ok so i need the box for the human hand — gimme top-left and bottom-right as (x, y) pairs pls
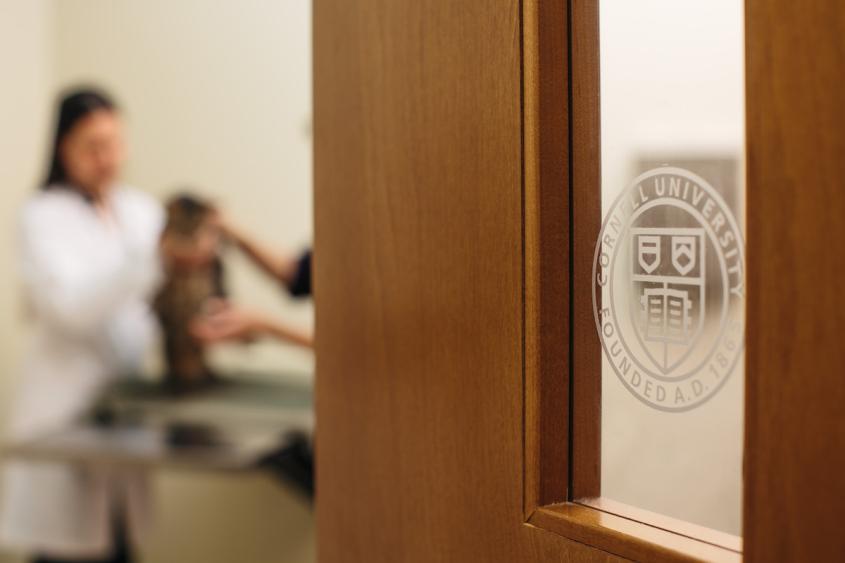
(206, 208), (241, 244)
(190, 299), (267, 344)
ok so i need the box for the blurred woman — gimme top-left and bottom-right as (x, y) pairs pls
(0, 89), (163, 563)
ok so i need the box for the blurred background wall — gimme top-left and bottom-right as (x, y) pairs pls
(0, 1), (314, 561)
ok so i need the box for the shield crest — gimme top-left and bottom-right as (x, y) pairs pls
(638, 235), (661, 274)
(672, 236), (696, 276)
(629, 227), (706, 375)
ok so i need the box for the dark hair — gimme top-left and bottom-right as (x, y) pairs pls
(42, 88), (117, 189)
(162, 192), (215, 236)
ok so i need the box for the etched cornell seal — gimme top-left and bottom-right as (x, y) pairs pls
(592, 167), (745, 411)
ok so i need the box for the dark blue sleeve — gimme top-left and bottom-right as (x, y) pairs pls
(287, 249), (312, 298)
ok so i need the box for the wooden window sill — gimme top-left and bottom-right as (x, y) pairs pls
(527, 502), (741, 562)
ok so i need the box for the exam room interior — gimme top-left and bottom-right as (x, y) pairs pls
(0, 1), (314, 562)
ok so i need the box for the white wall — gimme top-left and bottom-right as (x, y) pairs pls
(0, 3), (54, 560)
(0, 1), (315, 561)
(0, 0), (53, 424)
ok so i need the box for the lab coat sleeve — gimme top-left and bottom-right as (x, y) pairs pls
(18, 203), (162, 338)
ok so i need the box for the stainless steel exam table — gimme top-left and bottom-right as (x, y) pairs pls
(1, 374), (314, 475)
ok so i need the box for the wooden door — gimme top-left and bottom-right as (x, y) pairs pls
(313, 0), (845, 561)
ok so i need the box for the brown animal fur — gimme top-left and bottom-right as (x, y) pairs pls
(154, 194), (225, 388)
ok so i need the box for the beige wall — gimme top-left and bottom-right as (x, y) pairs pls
(0, 3), (52, 560)
(0, 0), (53, 424)
(51, 0), (315, 378)
(1, 1), (314, 561)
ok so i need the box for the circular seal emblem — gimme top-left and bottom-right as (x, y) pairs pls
(593, 167), (745, 411)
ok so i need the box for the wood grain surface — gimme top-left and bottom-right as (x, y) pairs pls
(523, 0), (571, 515)
(569, 0), (603, 501)
(314, 0), (845, 560)
(744, 0), (845, 560)
(313, 0), (617, 561)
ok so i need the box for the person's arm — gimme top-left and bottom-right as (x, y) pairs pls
(258, 317), (314, 348)
(217, 214), (300, 287)
(190, 300), (313, 348)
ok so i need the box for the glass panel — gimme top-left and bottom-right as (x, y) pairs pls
(593, 0), (745, 536)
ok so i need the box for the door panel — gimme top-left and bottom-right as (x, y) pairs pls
(314, 0), (845, 561)
(313, 1), (615, 560)
(744, 0), (845, 559)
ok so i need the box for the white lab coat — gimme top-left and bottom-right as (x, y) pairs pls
(0, 185), (163, 558)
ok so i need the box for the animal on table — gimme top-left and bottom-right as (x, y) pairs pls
(154, 193), (226, 390)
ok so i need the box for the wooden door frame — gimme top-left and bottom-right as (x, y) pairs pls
(742, 0), (845, 560)
(522, 0), (845, 561)
(313, 0), (844, 559)
(522, 0), (740, 560)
